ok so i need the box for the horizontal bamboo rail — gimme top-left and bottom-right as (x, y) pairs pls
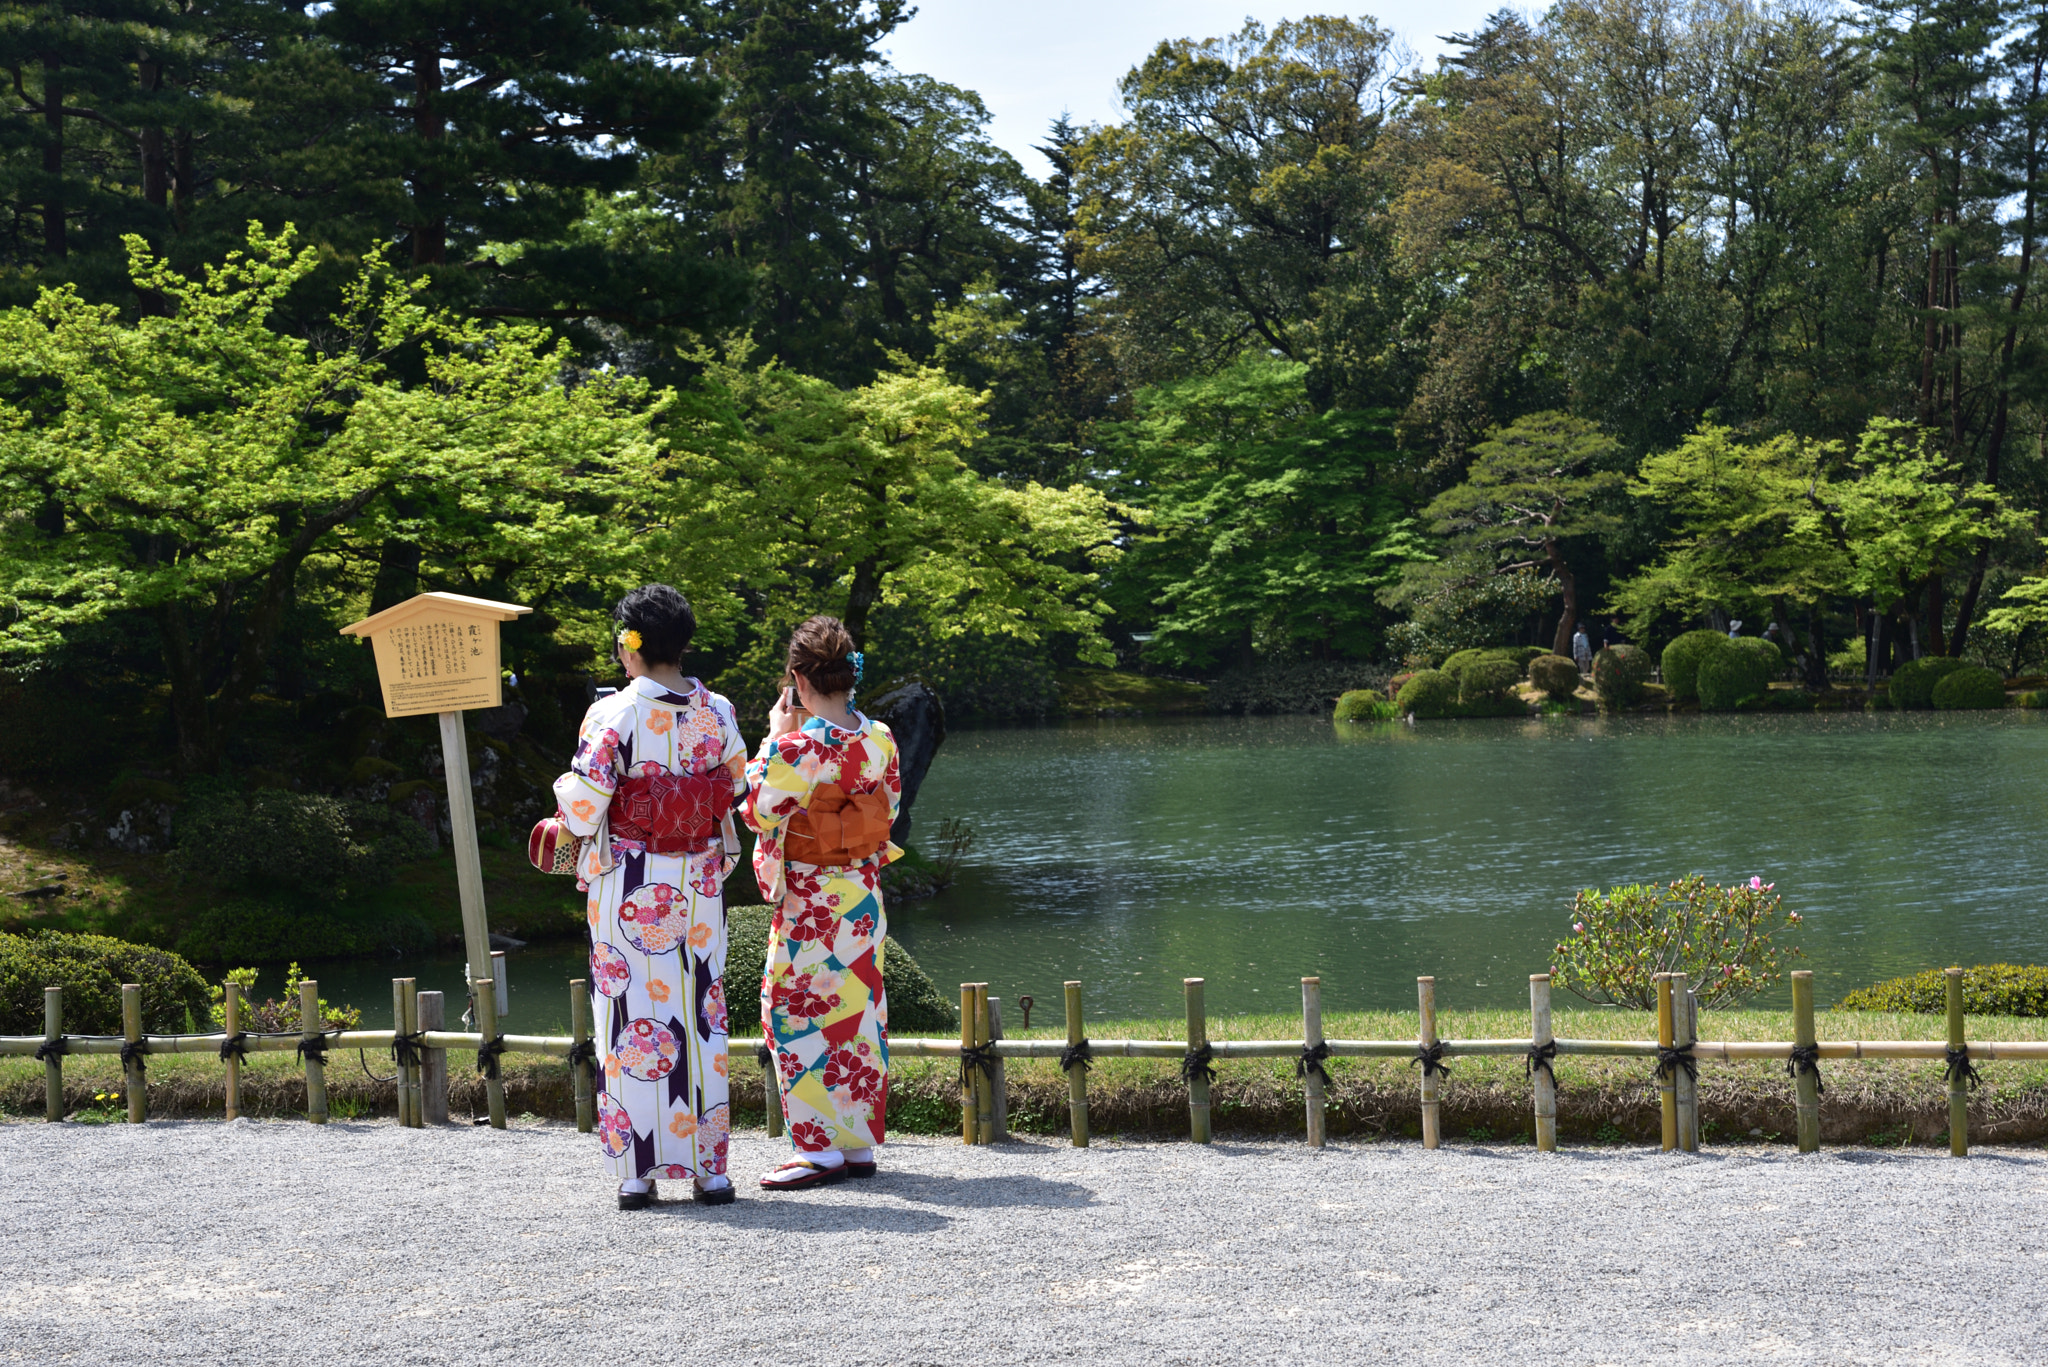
(11, 966), (2034, 1154)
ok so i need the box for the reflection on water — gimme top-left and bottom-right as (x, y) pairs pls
(312, 710), (2048, 1027)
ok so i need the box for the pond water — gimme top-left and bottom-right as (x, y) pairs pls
(313, 710), (2048, 1031)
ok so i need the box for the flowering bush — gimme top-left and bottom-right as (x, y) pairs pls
(1551, 876), (1803, 1010)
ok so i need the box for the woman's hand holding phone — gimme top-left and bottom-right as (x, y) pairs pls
(768, 684), (806, 739)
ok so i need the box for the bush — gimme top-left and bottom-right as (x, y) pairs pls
(1334, 689), (1399, 722)
(723, 905), (957, 1037)
(174, 788), (432, 901)
(1551, 876), (1803, 1010)
(1838, 963), (2048, 1016)
(1394, 669), (1460, 719)
(2016, 689), (2048, 709)
(1660, 630), (1728, 701)
(0, 931), (211, 1035)
(1458, 658), (1522, 704)
(1887, 655), (1970, 709)
(172, 898), (435, 964)
(1528, 654), (1582, 702)
(1931, 665), (2007, 710)
(1591, 644), (1650, 707)
(1696, 637), (1778, 710)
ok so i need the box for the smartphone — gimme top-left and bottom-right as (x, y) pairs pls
(784, 686), (807, 714)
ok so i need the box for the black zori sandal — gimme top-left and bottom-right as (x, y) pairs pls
(618, 1180), (657, 1211)
(693, 1182), (737, 1207)
(844, 1160), (877, 1179)
(758, 1159), (848, 1190)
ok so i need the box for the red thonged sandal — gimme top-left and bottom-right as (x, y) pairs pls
(758, 1159), (848, 1190)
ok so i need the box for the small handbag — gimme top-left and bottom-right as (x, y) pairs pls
(527, 814), (581, 875)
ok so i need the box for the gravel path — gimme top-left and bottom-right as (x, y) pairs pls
(3, 1121), (2043, 1365)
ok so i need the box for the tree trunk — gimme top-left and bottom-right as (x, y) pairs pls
(842, 557), (882, 648)
(41, 59), (65, 258)
(1805, 602), (1829, 692)
(370, 535), (424, 613)
(410, 43), (447, 266)
(1546, 539), (1577, 657)
(158, 604), (217, 772)
(1923, 575), (1945, 657)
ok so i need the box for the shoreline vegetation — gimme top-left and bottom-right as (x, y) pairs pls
(11, 1008), (2047, 1147)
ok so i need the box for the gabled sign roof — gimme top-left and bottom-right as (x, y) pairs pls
(339, 591), (532, 638)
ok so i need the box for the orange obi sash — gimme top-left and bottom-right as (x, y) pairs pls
(783, 782), (891, 867)
(609, 768), (732, 854)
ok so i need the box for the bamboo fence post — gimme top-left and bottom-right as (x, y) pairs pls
(1063, 980), (1089, 1148)
(1655, 974), (1676, 1151)
(988, 996), (1008, 1141)
(391, 979), (413, 1128)
(1530, 973), (1556, 1153)
(475, 975), (507, 1130)
(1417, 976), (1439, 1150)
(763, 1040), (784, 1140)
(959, 984), (978, 1145)
(417, 991), (448, 1124)
(1673, 972), (1698, 1153)
(1185, 977), (1212, 1144)
(120, 983), (145, 1124)
(300, 978), (328, 1125)
(1947, 966), (1968, 1158)
(223, 979), (242, 1121)
(1791, 970), (1819, 1153)
(1301, 976), (1326, 1148)
(570, 979), (594, 1135)
(400, 977), (421, 1128)
(42, 985), (62, 1123)
(972, 985), (994, 1145)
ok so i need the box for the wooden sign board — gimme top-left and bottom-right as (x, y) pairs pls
(339, 592), (532, 718)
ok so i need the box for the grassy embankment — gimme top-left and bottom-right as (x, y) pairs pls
(10, 1007), (2046, 1147)
(1054, 669), (1207, 718)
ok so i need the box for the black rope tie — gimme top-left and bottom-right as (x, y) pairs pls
(33, 1037), (68, 1063)
(1944, 1046), (1983, 1090)
(754, 1041), (773, 1068)
(1181, 1043), (1216, 1086)
(391, 1032), (426, 1070)
(1655, 1043), (1698, 1085)
(296, 1031), (337, 1066)
(566, 1039), (598, 1070)
(218, 1032), (249, 1063)
(1786, 1043), (1825, 1095)
(119, 1038), (149, 1072)
(1060, 1039), (1094, 1073)
(1525, 1040), (1558, 1085)
(1297, 1041), (1331, 1083)
(959, 1044), (999, 1088)
(476, 1035), (507, 1081)
(1411, 1040), (1450, 1080)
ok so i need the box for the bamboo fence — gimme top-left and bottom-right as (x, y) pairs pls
(5, 966), (2034, 1155)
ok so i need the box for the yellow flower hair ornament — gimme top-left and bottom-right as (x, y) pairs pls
(618, 629), (643, 653)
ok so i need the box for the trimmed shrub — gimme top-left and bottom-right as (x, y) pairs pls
(1502, 645), (1551, 668)
(1528, 654), (1582, 702)
(724, 905), (956, 1035)
(2016, 689), (2048, 709)
(1660, 630), (1728, 701)
(0, 931), (210, 1035)
(1394, 669), (1460, 719)
(1839, 963), (2048, 1016)
(1334, 689), (1399, 722)
(1590, 644), (1650, 708)
(1887, 655), (1970, 709)
(1931, 665), (2007, 710)
(1696, 637), (1778, 710)
(1458, 658), (1522, 704)
(174, 788), (432, 901)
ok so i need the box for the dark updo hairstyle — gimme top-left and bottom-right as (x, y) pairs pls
(785, 615), (857, 696)
(613, 583), (696, 666)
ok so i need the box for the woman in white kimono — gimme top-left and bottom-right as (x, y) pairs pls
(553, 584), (747, 1209)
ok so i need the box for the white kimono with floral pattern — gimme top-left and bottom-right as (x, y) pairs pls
(553, 675), (746, 1182)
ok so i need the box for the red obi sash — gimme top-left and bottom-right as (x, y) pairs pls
(608, 768), (732, 854)
(783, 782), (891, 867)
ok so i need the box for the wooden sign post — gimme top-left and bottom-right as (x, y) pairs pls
(340, 592), (532, 1003)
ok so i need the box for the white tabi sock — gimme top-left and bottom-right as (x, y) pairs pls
(842, 1148), (874, 1164)
(618, 1177), (652, 1194)
(803, 1149), (846, 1169)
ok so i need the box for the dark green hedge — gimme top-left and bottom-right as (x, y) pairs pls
(1591, 644), (1649, 707)
(1395, 669), (1460, 719)
(1660, 630), (1728, 701)
(1, 931), (211, 1035)
(1334, 689), (1397, 722)
(1528, 654), (1581, 701)
(1697, 637), (1779, 710)
(1931, 666), (2007, 710)
(724, 904), (959, 1038)
(1887, 656), (1970, 709)
(1839, 964), (2048, 1017)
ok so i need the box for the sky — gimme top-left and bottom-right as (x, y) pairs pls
(879, 0), (1538, 175)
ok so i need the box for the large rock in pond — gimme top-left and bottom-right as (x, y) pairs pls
(867, 680), (946, 844)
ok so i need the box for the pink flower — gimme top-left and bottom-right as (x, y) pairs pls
(1572, 922), (1584, 933)
(1749, 876), (1763, 890)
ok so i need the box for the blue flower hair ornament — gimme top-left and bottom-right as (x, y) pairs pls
(848, 650), (865, 707)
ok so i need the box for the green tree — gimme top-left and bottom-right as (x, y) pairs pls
(1100, 352), (1430, 668)
(1422, 411), (1625, 654)
(0, 226), (664, 769)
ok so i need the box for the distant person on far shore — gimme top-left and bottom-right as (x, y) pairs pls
(1572, 622), (1593, 675)
(1602, 618), (1625, 649)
